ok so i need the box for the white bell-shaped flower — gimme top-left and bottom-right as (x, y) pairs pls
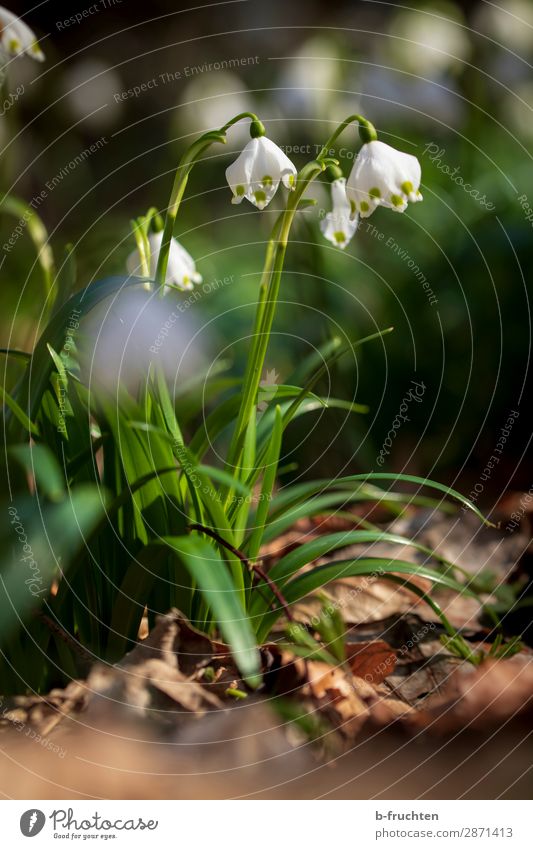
(0, 6), (44, 61)
(127, 231), (202, 292)
(226, 136), (297, 210)
(346, 140), (422, 218)
(320, 178), (358, 249)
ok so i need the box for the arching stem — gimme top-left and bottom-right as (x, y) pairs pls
(154, 113), (263, 289)
(318, 113), (378, 160)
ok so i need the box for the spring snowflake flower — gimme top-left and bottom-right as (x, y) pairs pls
(346, 140), (422, 218)
(0, 6), (44, 62)
(320, 177), (358, 249)
(127, 231), (202, 292)
(226, 136), (297, 210)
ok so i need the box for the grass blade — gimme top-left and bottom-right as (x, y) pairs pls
(159, 535), (261, 686)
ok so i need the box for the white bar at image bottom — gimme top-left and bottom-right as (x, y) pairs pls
(1, 799), (530, 847)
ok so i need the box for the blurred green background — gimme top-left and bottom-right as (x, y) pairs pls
(1, 0), (531, 501)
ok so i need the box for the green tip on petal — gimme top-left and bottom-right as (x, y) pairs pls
(401, 181), (414, 195)
(360, 201), (369, 212)
(236, 185), (245, 196)
(333, 231), (346, 244)
(350, 200), (357, 214)
(254, 190), (267, 206)
(261, 175), (273, 187)
(369, 187), (381, 199)
(391, 194), (405, 208)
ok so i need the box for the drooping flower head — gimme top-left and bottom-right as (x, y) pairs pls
(225, 120), (297, 210)
(127, 231), (202, 292)
(0, 6), (44, 62)
(320, 174), (358, 249)
(346, 140), (422, 218)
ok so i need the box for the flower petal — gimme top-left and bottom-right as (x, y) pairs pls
(225, 138), (256, 203)
(320, 179), (358, 248)
(346, 140), (422, 217)
(126, 231), (201, 293)
(225, 135), (297, 209)
(257, 137), (297, 191)
(320, 211), (358, 249)
(0, 8), (44, 61)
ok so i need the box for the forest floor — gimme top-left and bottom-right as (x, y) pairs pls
(1, 503), (532, 799)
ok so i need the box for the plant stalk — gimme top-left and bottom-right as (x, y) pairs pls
(154, 113), (262, 289)
(225, 160), (326, 477)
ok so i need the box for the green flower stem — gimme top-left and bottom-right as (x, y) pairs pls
(219, 112), (263, 136)
(223, 122), (371, 483)
(318, 113), (378, 160)
(154, 113), (262, 290)
(231, 210), (285, 451)
(225, 160), (326, 478)
(154, 133), (222, 288)
(0, 194), (56, 321)
(130, 218), (150, 279)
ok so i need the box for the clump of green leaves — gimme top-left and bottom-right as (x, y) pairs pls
(442, 632), (524, 666)
(0, 114), (513, 695)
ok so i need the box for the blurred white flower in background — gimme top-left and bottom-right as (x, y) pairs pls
(226, 134), (297, 209)
(61, 59), (123, 129)
(320, 177), (358, 249)
(275, 35), (365, 144)
(79, 287), (204, 394)
(179, 71), (255, 144)
(357, 66), (464, 128)
(278, 36), (343, 120)
(0, 6), (44, 62)
(346, 140), (422, 217)
(388, 1), (470, 75)
(475, 0), (533, 52)
(127, 231), (202, 292)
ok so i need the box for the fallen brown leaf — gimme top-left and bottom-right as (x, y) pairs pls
(345, 640), (397, 684)
(424, 656), (533, 732)
(120, 609), (229, 674)
(292, 574), (433, 628)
